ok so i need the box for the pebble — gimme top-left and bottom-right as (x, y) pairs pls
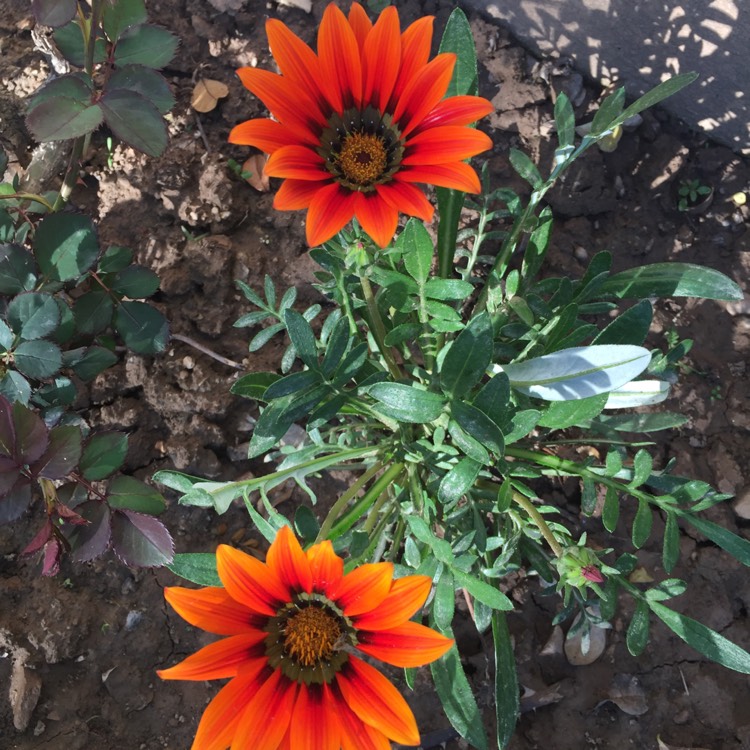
(9, 662), (42, 732)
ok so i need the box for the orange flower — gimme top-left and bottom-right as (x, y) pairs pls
(159, 526), (453, 749)
(229, 3), (493, 248)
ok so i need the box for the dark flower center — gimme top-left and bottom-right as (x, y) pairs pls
(319, 106), (404, 192)
(265, 594), (356, 684)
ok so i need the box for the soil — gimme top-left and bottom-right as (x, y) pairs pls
(1, 1), (749, 749)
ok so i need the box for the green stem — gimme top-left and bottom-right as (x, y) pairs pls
(359, 273), (401, 380)
(0, 193), (55, 211)
(511, 490), (564, 558)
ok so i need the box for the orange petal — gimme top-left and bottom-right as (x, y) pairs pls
(335, 656), (419, 746)
(163, 586), (265, 635)
(357, 621), (454, 667)
(228, 118), (296, 153)
(392, 16), (433, 102)
(318, 4), (362, 112)
(306, 183), (358, 246)
(392, 53), (455, 137)
(232, 670), (298, 750)
(398, 162), (482, 193)
(353, 575), (432, 631)
(417, 95), (495, 131)
(362, 6), (401, 112)
(403, 126), (493, 165)
(331, 682), (391, 750)
(190, 663), (269, 750)
(274, 179), (329, 210)
(306, 539), (345, 595)
(157, 632), (266, 681)
(236, 67), (323, 144)
(289, 683), (341, 750)
(330, 562), (393, 617)
(375, 181), (433, 222)
(353, 192), (398, 248)
(266, 525), (313, 594)
(266, 145), (331, 181)
(348, 3), (373, 50)
(216, 544), (290, 617)
(267, 19), (330, 114)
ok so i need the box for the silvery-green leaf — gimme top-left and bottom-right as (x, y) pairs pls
(497, 345), (651, 401)
(604, 380), (669, 409)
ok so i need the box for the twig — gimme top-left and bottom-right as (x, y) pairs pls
(194, 111), (211, 153)
(172, 333), (243, 369)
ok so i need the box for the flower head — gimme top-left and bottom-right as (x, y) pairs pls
(159, 526), (453, 749)
(229, 3), (494, 247)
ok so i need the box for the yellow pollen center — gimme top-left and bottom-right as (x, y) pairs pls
(337, 132), (387, 186)
(283, 607), (342, 667)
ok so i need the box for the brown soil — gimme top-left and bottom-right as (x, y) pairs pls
(1, 1), (749, 749)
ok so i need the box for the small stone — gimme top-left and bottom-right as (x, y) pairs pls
(33, 720), (46, 736)
(672, 708), (690, 725)
(9, 662), (42, 732)
(732, 490), (750, 520)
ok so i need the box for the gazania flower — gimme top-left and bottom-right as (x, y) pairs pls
(159, 526), (453, 749)
(229, 2), (493, 248)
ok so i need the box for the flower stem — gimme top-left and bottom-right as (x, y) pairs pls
(359, 273), (401, 380)
(510, 490), (564, 558)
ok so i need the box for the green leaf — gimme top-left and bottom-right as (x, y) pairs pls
(405, 516), (453, 565)
(590, 87), (626, 135)
(114, 301), (169, 354)
(102, 0), (147, 42)
(424, 278), (474, 300)
(450, 400), (504, 456)
(53, 21), (107, 67)
(111, 264), (160, 298)
(537, 393), (608, 429)
(438, 457), (481, 506)
(264, 370), (322, 400)
(113, 24), (179, 68)
(73, 291), (114, 336)
(249, 322), (285, 351)
(596, 412), (688, 432)
(492, 611), (519, 749)
(167, 552), (221, 587)
(14, 339), (62, 379)
(593, 300), (653, 346)
(34, 212), (99, 282)
(0, 372), (31, 405)
(230, 372), (280, 401)
(581, 476), (597, 516)
(27, 72), (93, 107)
(440, 312), (493, 398)
(98, 245), (133, 273)
(108, 475), (166, 514)
(678, 513), (750, 566)
(0, 244), (36, 294)
(100, 88), (168, 157)
(509, 148), (543, 189)
(70, 345), (118, 381)
(401, 218), (434, 284)
(439, 8), (478, 97)
(321, 316), (350, 377)
(368, 383), (445, 423)
(502, 409), (540, 445)
(447, 419), (489, 463)
(284, 309), (318, 369)
(630, 449), (653, 489)
(472, 373), (510, 425)
(648, 600), (750, 674)
(26, 96), (103, 142)
(433, 569), (455, 630)
(645, 578), (687, 602)
(662, 512), (680, 573)
(632, 498), (653, 548)
(7, 292), (59, 340)
(383, 323), (421, 347)
(602, 486), (619, 532)
(554, 93), (575, 148)
(601, 263), (742, 301)
(32, 424), (81, 478)
(431, 646), (488, 750)
(80, 432), (128, 480)
(619, 72), (698, 122)
(294, 505), (319, 543)
(626, 599), (650, 656)
(453, 568), (513, 611)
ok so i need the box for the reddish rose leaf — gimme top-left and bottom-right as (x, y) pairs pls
(42, 536), (64, 576)
(69, 501), (111, 562)
(0, 456), (20, 496)
(13, 401), (49, 464)
(32, 424), (82, 479)
(22, 520), (53, 555)
(0, 477), (32, 524)
(110, 509), (173, 567)
(0, 395), (16, 456)
(55, 502), (87, 525)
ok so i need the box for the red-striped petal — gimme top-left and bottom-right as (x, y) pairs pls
(392, 16), (433, 103)
(306, 183), (358, 246)
(190, 663), (269, 750)
(232, 671), (298, 750)
(306, 539), (345, 595)
(357, 621), (454, 667)
(392, 53), (455, 137)
(375, 181), (433, 222)
(353, 575), (432, 631)
(157, 632), (266, 681)
(266, 525), (313, 593)
(266, 145), (330, 181)
(228, 118), (297, 153)
(403, 126), (493, 165)
(335, 656), (419, 746)
(318, 4), (362, 112)
(216, 544), (290, 617)
(362, 5), (401, 112)
(288, 683), (341, 750)
(398, 162), (483, 193)
(163, 586), (264, 635)
(330, 562), (393, 617)
(416, 95), (495, 131)
(331, 683), (391, 750)
(274, 179), (329, 210)
(354, 192), (399, 248)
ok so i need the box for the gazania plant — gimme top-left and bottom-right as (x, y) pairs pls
(157, 3), (750, 749)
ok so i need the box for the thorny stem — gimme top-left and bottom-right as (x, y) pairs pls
(358, 273), (402, 380)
